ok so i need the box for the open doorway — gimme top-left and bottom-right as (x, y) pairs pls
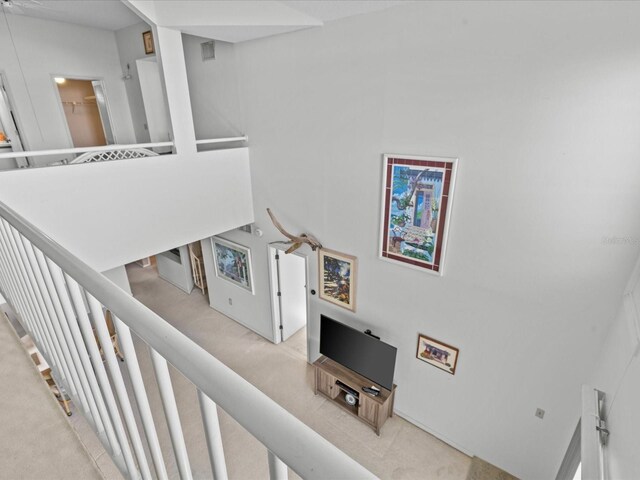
(268, 246), (309, 359)
(55, 77), (114, 148)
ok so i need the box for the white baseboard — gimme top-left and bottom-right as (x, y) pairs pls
(393, 408), (474, 457)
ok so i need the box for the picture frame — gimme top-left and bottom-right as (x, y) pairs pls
(318, 248), (357, 312)
(212, 237), (255, 294)
(142, 30), (155, 55)
(416, 334), (459, 375)
(379, 154), (457, 275)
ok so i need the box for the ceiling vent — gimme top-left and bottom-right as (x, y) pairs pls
(201, 41), (216, 61)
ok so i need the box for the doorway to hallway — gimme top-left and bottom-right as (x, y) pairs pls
(268, 246), (309, 359)
(54, 77), (114, 148)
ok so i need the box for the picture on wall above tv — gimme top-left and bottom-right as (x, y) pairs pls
(379, 154), (458, 275)
(320, 315), (397, 391)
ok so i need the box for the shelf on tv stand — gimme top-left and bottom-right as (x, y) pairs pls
(313, 356), (396, 435)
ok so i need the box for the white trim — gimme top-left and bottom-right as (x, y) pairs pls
(268, 245), (282, 344)
(268, 244), (311, 359)
(0, 141), (173, 160)
(196, 136), (247, 145)
(378, 153), (458, 277)
(0, 137), (248, 160)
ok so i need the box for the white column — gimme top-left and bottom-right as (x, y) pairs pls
(154, 26), (197, 155)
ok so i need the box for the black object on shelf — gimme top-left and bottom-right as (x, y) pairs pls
(362, 386), (381, 396)
(335, 380), (359, 398)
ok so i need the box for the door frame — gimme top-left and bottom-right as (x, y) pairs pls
(0, 70), (29, 166)
(50, 74), (116, 151)
(268, 244), (311, 359)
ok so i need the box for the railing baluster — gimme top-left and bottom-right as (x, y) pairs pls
(0, 221), (61, 376)
(0, 223), (42, 344)
(197, 390), (228, 480)
(150, 349), (193, 480)
(46, 259), (118, 452)
(86, 294), (153, 480)
(64, 273), (140, 480)
(113, 313), (169, 480)
(268, 451), (289, 480)
(21, 236), (90, 414)
(0, 241), (31, 333)
(32, 246), (103, 429)
(10, 226), (80, 399)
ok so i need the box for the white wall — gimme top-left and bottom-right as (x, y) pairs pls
(202, 232), (275, 340)
(0, 14), (136, 164)
(156, 246), (194, 293)
(588, 259), (640, 480)
(184, 2), (640, 478)
(0, 147), (254, 273)
(102, 265), (133, 295)
(182, 34), (244, 140)
(115, 21), (153, 144)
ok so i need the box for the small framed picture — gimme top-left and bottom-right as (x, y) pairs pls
(318, 249), (357, 312)
(212, 237), (254, 294)
(416, 334), (459, 375)
(142, 30), (155, 55)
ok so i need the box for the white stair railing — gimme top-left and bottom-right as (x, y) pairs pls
(0, 199), (375, 480)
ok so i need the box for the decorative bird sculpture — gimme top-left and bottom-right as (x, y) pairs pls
(266, 208), (322, 254)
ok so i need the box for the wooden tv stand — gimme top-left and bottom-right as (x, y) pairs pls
(313, 356), (396, 435)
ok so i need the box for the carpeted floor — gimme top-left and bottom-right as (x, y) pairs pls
(466, 456), (519, 480)
(0, 309), (103, 479)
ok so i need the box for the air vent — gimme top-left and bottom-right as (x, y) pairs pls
(201, 41), (215, 61)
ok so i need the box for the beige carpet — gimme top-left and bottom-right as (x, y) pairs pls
(466, 456), (519, 480)
(0, 310), (102, 479)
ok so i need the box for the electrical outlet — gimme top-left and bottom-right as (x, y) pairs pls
(228, 297), (233, 306)
(535, 408), (545, 419)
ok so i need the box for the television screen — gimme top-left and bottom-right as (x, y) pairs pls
(320, 315), (397, 391)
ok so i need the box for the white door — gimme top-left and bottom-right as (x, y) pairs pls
(137, 58), (172, 153)
(271, 248), (308, 342)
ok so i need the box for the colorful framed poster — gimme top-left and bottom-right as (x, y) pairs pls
(212, 237), (254, 294)
(318, 249), (357, 312)
(379, 154), (457, 275)
(416, 334), (459, 375)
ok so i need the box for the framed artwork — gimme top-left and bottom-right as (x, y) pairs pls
(379, 154), (457, 275)
(416, 334), (459, 375)
(142, 30), (155, 55)
(318, 249), (357, 312)
(212, 237), (254, 294)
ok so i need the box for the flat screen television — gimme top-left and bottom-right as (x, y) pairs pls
(320, 315), (397, 391)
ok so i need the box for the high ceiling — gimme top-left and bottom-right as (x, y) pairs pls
(0, 0), (409, 40)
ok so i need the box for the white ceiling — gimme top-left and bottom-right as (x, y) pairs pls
(0, 0), (409, 39)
